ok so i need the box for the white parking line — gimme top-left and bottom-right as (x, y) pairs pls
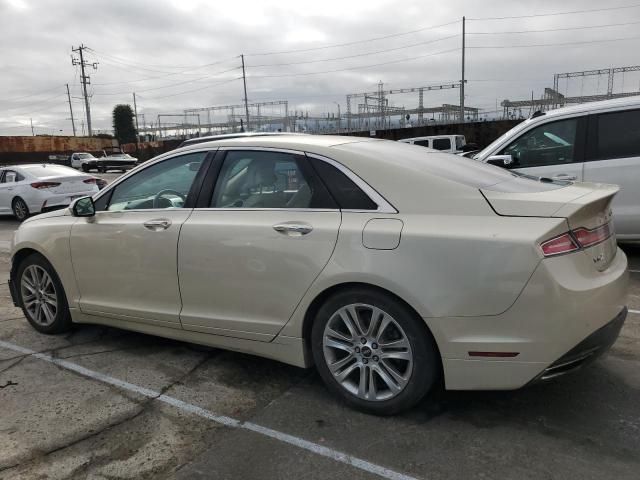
(629, 309), (640, 315)
(629, 269), (640, 274)
(0, 340), (419, 480)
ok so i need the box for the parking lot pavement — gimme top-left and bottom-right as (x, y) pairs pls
(0, 241), (638, 479)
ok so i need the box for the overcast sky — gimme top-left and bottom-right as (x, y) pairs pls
(1, 0), (639, 135)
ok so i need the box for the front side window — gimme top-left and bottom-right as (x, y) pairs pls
(595, 109), (640, 160)
(106, 152), (206, 211)
(211, 151), (334, 209)
(500, 118), (578, 168)
(432, 138), (451, 151)
(455, 136), (465, 150)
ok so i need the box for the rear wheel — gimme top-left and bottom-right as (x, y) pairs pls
(16, 254), (72, 334)
(311, 288), (439, 415)
(12, 197), (29, 221)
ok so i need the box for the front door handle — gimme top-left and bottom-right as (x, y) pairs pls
(551, 174), (577, 181)
(143, 219), (171, 231)
(273, 222), (313, 237)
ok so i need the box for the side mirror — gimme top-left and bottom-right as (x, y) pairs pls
(486, 154), (514, 168)
(71, 196), (96, 217)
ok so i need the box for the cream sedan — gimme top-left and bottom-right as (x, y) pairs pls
(9, 135), (629, 414)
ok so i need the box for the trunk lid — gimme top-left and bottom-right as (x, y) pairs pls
(37, 174), (97, 195)
(481, 180), (618, 270)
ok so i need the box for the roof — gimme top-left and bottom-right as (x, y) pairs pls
(178, 134), (374, 153)
(536, 95), (640, 119)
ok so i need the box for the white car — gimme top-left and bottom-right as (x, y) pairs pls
(9, 136), (628, 414)
(0, 164), (99, 220)
(474, 96), (640, 242)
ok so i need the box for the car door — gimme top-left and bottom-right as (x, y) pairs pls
(495, 116), (586, 181)
(583, 109), (640, 239)
(69, 150), (211, 325)
(178, 148), (341, 341)
(0, 169), (22, 213)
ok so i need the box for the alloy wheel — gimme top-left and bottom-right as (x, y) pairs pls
(322, 303), (414, 402)
(13, 199), (27, 220)
(20, 265), (58, 327)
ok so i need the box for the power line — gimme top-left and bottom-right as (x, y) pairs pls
(0, 85), (67, 105)
(468, 35), (640, 49)
(249, 34), (459, 67)
(468, 20), (640, 34)
(87, 48), (239, 75)
(468, 3), (640, 20)
(87, 49), (238, 70)
(136, 77), (242, 101)
(94, 66), (241, 96)
(248, 47), (458, 79)
(247, 19), (460, 56)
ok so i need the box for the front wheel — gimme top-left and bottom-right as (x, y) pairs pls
(16, 254), (72, 334)
(12, 197), (29, 221)
(81, 163), (89, 172)
(311, 288), (440, 415)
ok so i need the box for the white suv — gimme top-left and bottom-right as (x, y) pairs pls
(474, 96), (640, 242)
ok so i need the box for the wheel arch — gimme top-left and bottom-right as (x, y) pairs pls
(300, 281), (443, 368)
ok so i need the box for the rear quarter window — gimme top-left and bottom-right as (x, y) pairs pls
(593, 109), (640, 160)
(309, 158), (378, 210)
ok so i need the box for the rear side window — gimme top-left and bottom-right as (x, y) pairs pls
(309, 158), (378, 210)
(432, 138), (451, 151)
(594, 109), (640, 160)
(414, 140), (429, 147)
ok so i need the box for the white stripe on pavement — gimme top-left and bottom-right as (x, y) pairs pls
(629, 269), (640, 274)
(0, 340), (419, 480)
(629, 309), (640, 315)
(0, 240), (11, 252)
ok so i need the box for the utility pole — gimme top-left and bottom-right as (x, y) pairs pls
(66, 83), (76, 136)
(132, 92), (140, 145)
(460, 16), (466, 123)
(241, 54), (250, 130)
(72, 44), (98, 136)
(30, 118), (34, 136)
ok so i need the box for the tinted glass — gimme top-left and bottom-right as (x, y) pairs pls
(211, 151), (334, 209)
(107, 152), (205, 211)
(455, 136), (465, 150)
(309, 158), (378, 210)
(596, 109), (640, 160)
(500, 118), (578, 168)
(432, 138), (451, 150)
(414, 140), (429, 147)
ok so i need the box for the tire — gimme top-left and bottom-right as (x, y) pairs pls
(311, 287), (440, 415)
(15, 253), (72, 334)
(12, 197), (29, 221)
(81, 163), (89, 172)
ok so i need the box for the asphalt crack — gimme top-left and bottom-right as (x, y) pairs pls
(0, 350), (217, 475)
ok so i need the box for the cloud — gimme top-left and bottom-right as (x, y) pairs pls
(1, 0), (639, 135)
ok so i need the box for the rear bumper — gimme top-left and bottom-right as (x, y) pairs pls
(431, 247), (629, 390)
(533, 306), (627, 382)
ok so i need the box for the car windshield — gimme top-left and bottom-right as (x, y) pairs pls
(21, 165), (81, 177)
(78, 153), (95, 159)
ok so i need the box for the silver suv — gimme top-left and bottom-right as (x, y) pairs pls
(474, 96), (640, 242)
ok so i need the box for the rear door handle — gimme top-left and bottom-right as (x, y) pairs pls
(551, 174), (577, 181)
(273, 222), (313, 236)
(143, 219), (171, 231)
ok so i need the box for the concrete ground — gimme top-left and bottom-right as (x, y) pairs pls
(0, 192), (639, 479)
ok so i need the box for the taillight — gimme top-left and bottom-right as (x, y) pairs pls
(540, 222), (612, 257)
(30, 181), (61, 189)
(540, 233), (579, 257)
(83, 178), (98, 184)
(572, 223), (612, 248)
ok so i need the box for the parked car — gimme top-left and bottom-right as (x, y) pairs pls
(9, 136), (628, 414)
(70, 152), (99, 171)
(0, 164), (99, 220)
(473, 96), (640, 242)
(398, 135), (466, 154)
